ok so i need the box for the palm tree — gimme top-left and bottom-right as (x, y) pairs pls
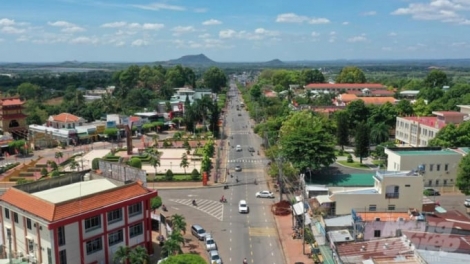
(180, 153), (189, 175)
(169, 227), (185, 246)
(370, 122), (391, 145)
(113, 245), (129, 264)
(55, 151), (63, 163)
(149, 155), (160, 175)
(162, 237), (182, 256)
(69, 160), (79, 171)
(128, 246), (149, 264)
(170, 214), (187, 234)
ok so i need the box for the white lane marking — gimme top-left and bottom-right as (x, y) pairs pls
(169, 199), (223, 221)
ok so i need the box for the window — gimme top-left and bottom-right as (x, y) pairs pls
(444, 180), (447, 185)
(13, 212), (18, 223)
(107, 209), (122, 224)
(128, 202), (142, 217)
(108, 229), (124, 246)
(374, 230), (381, 237)
(436, 180), (440, 186)
(28, 239), (34, 252)
(429, 164), (434, 171)
(369, 205), (377, 212)
(86, 237), (102, 255)
(47, 248), (52, 264)
(437, 164), (441, 171)
(129, 223), (143, 238)
(405, 184), (411, 187)
(84, 216), (101, 232)
(4, 209), (9, 219)
(428, 180), (432, 186)
(26, 218), (32, 230)
(59, 250), (67, 264)
(388, 205), (396, 211)
(58, 226), (66, 246)
(445, 164), (449, 171)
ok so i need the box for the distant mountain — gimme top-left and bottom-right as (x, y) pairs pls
(165, 54), (216, 65)
(264, 59), (284, 65)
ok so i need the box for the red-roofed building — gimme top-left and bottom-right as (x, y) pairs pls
(395, 111), (466, 147)
(0, 171), (157, 264)
(403, 231), (470, 254)
(305, 83), (387, 93)
(0, 96), (28, 139)
(335, 94), (397, 106)
(47, 113), (86, 129)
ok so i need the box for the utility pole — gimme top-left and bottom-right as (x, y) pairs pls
(276, 157), (284, 202)
(300, 173), (306, 255)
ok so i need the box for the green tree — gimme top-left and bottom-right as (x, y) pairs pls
(160, 254), (206, 264)
(345, 100), (369, 130)
(279, 111), (336, 171)
(8, 139), (26, 155)
(162, 235), (182, 256)
(335, 111), (349, 150)
(203, 67), (227, 93)
(424, 69), (448, 88)
(354, 122), (370, 164)
(91, 158), (100, 170)
(129, 157), (142, 169)
(180, 153), (189, 175)
(150, 196), (162, 210)
(51, 170), (60, 177)
(47, 160), (59, 171)
(128, 245), (149, 264)
(69, 160), (79, 171)
(300, 69), (325, 85)
(370, 122), (390, 145)
(40, 167), (48, 177)
(113, 245), (130, 264)
(149, 155), (160, 174)
(336, 66), (366, 83)
(104, 128), (119, 138)
(170, 214), (187, 234)
(190, 168), (200, 181)
(395, 100), (414, 116)
(17, 82), (40, 100)
(456, 154), (470, 195)
(201, 155), (211, 173)
(412, 98), (431, 116)
(165, 169), (174, 181)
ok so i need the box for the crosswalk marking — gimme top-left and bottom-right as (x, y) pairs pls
(169, 199), (224, 221)
(249, 227), (278, 237)
(228, 159), (268, 163)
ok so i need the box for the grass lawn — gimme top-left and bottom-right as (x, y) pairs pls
(337, 160), (370, 169)
(372, 160), (386, 168)
(335, 150), (347, 156)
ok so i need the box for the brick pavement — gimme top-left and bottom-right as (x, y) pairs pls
(273, 214), (313, 264)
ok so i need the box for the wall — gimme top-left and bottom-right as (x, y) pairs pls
(363, 220), (426, 240)
(62, 222), (80, 262)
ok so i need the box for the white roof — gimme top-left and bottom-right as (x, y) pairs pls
(32, 178), (118, 203)
(306, 185), (329, 191)
(134, 112), (159, 117)
(316, 195), (333, 204)
(400, 90), (420, 95)
(324, 215), (353, 227)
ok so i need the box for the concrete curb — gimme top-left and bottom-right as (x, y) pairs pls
(273, 214), (290, 264)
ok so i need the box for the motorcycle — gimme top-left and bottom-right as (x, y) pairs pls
(220, 198), (227, 203)
(162, 205), (168, 212)
(192, 200), (197, 206)
(254, 179), (258, 185)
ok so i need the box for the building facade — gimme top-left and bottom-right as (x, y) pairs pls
(0, 97), (28, 139)
(395, 111), (466, 147)
(47, 113), (86, 129)
(304, 83), (387, 93)
(0, 173), (157, 264)
(385, 147), (463, 187)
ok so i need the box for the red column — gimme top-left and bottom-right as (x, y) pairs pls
(103, 213), (109, 264)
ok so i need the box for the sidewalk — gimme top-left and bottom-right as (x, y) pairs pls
(273, 214), (312, 264)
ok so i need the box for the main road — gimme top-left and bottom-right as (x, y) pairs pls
(158, 82), (285, 264)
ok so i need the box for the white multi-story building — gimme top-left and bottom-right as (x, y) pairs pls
(0, 173), (157, 264)
(395, 111), (466, 147)
(47, 113), (86, 130)
(385, 147), (463, 187)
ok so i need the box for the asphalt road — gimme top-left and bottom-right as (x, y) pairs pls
(157, 83), (284, 264)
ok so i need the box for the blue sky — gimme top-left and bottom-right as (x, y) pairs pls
(1, 0), (470, 62)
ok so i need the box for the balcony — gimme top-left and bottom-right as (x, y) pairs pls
(385, 192), (399, 199)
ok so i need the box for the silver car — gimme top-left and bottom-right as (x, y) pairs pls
(209, 250), (222, 264)
(205, 235), (217, 251)
(256, 190), (275, 198)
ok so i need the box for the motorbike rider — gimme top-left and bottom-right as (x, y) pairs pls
(243, 258), (247, 264)
(192, 199), (196, 206)
(221, 195), (225, 202)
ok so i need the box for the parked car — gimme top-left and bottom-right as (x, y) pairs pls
(424, 188), (440, 196)
(205, 234), (217, 251)
(209, 250), (223, 264)
(235, 165), (242, 172)
(191, 224), (207, 241)
(236, 145), (242, 151)
(239, 200), (249, 213)
(465, 198), (470, 207)
(248, 147), (255, 152)
(256, 190), (275, 198)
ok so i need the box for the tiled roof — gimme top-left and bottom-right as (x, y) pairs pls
(357, 212), (410, 222)
(402, 116), (447, 129)
(403, 231), (470, 253)
(305, 83), (386, 89)
(433, 111), (466, 117)
(336, 237), (413, 262)
(1, 98), (24, 106)
(0, 182), (152, 222)
(426, 210), (470, 231)
(51, 113), (81, 123)
(338, 94), (358, 102)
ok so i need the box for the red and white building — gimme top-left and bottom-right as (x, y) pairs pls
(0, 173), (157, 264)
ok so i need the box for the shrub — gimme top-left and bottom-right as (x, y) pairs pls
(191, 169), (200, 181)
(347, 154), (353, 163)
(165, 170), (174, 181)
(338, 149), (344, 156)
(92, 158), (100, 170)
(40, 167), (48, 177)
(151, 196), (162, 210)
(128, 157), (142, 169)
(51, 170), (61, 177)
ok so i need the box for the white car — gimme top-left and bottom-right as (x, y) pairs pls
(209, 250), (222, 264)
(256, 190), (274, 198)
(465, 198), (470, 207)
(236, 145), (242, 151)
(239, 200), (248, 213)
(205, 235), (217, 251)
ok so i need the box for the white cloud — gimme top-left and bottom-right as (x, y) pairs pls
(199, 33), (211, 38)
(347, 36), (367, 42)
(101, 21), (127, 28)
(362, 11), (377, 16)
(101, 22), (164, 32)
(48, 20), (85, 33)
(115, 41), (126, 47)
(132, 3), (186, 11)
(392, 0), (470, 25)
(0, 38), (4, 42)
(450, 41), (467, 47)
(16, 35), (29, 42)
(202, 19), (222, 25)
(0, 18), (15, 26)
(69, 36), (98, 44)
(219, 29), (236, 38)
(311, 31), (320, 37)
(276, 13), (330, 24)
(131, 39), (149, 46)
(1, 26), (25, 34)
(142, 23), (165, 30)
(172, 26), (195, 36)
(194, 8), (208, 13)
(219, 28), (279, 40)
(330, 31), (336, 36)
(342, 21), (349, 25)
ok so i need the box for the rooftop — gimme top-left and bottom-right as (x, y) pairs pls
(336, 237), (413, 264)
(328, 229), (353, 243)
(356, 212), (410, 222)
(333, 188), (379, 195)
(305, 83), (386, 89)
(360, 97), (397, 105)
(324, 215), (353, 228)
(50, 112), (81, 123)
(425, 210), (470, 231)
(418, 249), (470, 264)
(403, 231), (470, 254)
(392, 149), (460, 156)
(432, 111), (466, 117)
(1, 97), (24, 106)
(401, 116), (446, 129)
(32, 178), (118, 203)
